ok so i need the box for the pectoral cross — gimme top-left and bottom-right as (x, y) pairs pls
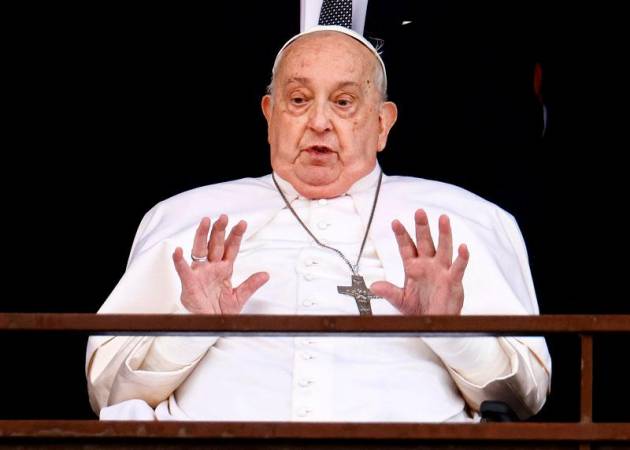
(337, 275), (379, 316)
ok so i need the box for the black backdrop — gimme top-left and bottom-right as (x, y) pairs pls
(3, 2), (624, 422)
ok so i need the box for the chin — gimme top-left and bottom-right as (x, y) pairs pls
(296, 166), (339, 187)
(296, 173), (351, 199)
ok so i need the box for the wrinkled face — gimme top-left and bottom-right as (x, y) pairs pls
(262, 32), (397, 199)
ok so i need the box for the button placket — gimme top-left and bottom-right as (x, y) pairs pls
(296, 337), (317, 346)
(303, 272), (315, 281)
(293, 337), (318, 420)
(298, 378), (314, 388)
(305, 258), (319, 267)
(296, 250), (325, 314)
(296, 406), (312, 418)
(317, 220), (331, 230)
(292, 335), (336, 421)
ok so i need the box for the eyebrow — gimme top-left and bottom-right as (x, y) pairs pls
(284, 77), (362, 91)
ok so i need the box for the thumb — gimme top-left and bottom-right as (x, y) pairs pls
(172, 247), (194, 288)
(234, 272), (270, 307)
(370, 281), (404, 309)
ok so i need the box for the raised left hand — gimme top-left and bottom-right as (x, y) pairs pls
(370, 209), (469, 315)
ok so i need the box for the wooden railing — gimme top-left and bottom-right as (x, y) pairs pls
(0, 313), (629, 449)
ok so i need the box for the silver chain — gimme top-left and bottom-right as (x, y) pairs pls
(271, 170), (383, 276)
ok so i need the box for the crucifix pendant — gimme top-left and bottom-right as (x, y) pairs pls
(337, 275), (379, 316)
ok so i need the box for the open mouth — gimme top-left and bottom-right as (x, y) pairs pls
(305, 145), (334, 155)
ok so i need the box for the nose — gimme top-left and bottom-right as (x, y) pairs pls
(307, 101), (332, 133)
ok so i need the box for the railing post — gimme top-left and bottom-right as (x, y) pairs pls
(580, 334), (594, 450)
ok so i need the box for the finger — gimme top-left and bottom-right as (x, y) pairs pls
(191, 217), (211, 260)
(436, 215), (453, 267)
(172, 247), (196, 288)
(369, 281), (404, 311)
(223, 220), (247, 262)
(414, 209), (436, 257)
(234, 271), (270, 308)
(451, 244), (470, 283)
(391, 219), (418, 260)
(207, 214), (228, 262)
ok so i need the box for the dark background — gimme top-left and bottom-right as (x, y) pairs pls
(3, 2), (624, 422)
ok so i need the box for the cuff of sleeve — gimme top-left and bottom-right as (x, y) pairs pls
(137, 300), (218, 371)
(423, 336), (514, 387)
(142, 336), (218, 371)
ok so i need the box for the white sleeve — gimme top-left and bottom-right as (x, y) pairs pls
(85, 208), (218, 414)
(422, 207), (551, 419)
(424, 336), (551, 419)
(139, 301), (218, 372)
(86, 305), (218, 413)
(423, 337), (511, 386)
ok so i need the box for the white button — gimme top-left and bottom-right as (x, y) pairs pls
(301, 352), (314, 360)
(297, 407), (311, 417)
(317, 221), (330, 230)
(303, 273), (314, 281)
(302, 298), (316, 307)
(298, 379), (313, 387)
(305, 258), (318, 267)
(318, 199), (328, 206)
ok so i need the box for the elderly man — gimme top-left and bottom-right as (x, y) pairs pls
(86, 25), (550, 422)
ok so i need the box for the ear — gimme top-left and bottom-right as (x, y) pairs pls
(261, 95), (273, 124)
(377, 101), (398, 152)
(261, 95), (274, 144)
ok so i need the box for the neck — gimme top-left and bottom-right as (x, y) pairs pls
(273, 163), (380, 199)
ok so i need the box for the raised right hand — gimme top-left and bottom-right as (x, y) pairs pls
(172, 215), (269, 314)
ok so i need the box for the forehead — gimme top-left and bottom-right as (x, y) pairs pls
(277, 32), (376, 86)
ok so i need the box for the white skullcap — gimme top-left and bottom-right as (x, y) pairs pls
(271, 25), (387, 88)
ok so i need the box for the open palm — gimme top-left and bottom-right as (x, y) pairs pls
(370, 209), (469, 315)
(172, 215), (269, 314)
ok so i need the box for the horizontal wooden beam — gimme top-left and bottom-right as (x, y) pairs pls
(1, 314), (629, 335)
(1, 421), (629, 441)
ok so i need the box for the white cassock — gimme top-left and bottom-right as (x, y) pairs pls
(86, 164), (551, 422)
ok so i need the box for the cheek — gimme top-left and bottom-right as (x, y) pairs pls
(272, 116), (305, 151)
(348, 116), (378, 145)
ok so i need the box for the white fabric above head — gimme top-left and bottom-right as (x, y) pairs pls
(272, 24), (387, 89)
(300, 0), (369, 34)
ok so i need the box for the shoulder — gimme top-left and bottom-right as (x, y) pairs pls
(127, 175), (277, 259)
(152, 174), (276, 218)
(379, 174), (521, 240)
(154, 175), (275, 216)
(382, 174), (509, 218)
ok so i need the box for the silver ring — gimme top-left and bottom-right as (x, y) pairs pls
(191, 253), (208, 263)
